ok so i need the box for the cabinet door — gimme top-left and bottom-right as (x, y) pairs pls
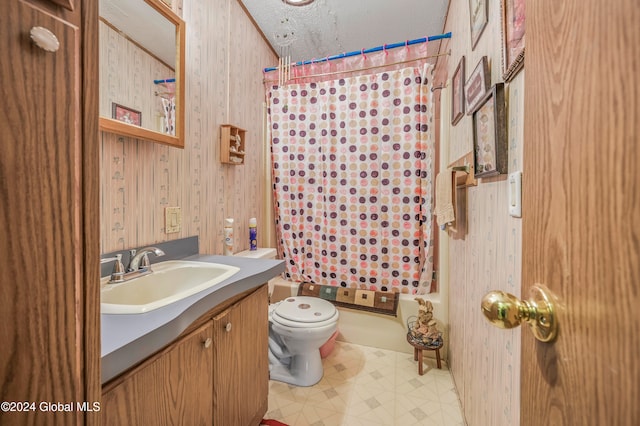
(102, 322), (214, 426)
(0, 1), (99, 425)
(213, 285), (269, 426)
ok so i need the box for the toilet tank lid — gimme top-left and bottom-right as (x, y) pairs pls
(234, 248), (276, 259)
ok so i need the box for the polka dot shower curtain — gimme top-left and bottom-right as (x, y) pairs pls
(267, 66), (434, 294)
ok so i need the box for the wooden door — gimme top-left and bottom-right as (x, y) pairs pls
(0, 1), (99, 425)
(102, 322), (214, 425)
(521, 0), (640, 424)
(213, 285), (269, 426)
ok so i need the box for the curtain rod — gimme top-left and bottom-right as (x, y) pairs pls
(263, 32), (452, 73)
(263, 51), (450, 84)
(153, 78), (175, 84)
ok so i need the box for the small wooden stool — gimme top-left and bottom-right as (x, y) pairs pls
(406, 333), (442, 375)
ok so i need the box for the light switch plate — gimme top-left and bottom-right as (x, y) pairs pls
(165, 206), (182, 233)
(508, 171), (522, 218)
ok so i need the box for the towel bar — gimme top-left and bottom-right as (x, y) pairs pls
(452, 165), (470, 174)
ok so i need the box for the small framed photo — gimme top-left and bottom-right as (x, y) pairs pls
(469, 0), (488, 50)
(472, 83), (507, 178)
(451, 56), (465, 125)
(465, 56), (490, 114)
(112, 103), (142, 126)
(501, 0), (525, 82)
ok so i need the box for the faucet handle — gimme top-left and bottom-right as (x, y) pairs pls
(101, 254), (125, 283)
(101, 253), (121, 264)
(111, 254), (125, 282)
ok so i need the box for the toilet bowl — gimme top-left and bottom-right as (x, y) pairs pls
(234, 248), (338, 386)
(268, 296), (338, 386)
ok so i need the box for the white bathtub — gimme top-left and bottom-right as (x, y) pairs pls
(268, 276), (448, 360)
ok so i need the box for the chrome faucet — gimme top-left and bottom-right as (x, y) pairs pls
(127, 247), (165, 272)
(101, 247), (166, 284)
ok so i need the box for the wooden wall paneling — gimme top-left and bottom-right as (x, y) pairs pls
(447, 228), (466, 404)
(434, 0), (525, 423)
(156, 143), (171, 236)
(137, 141), (153, 243)
(228, 0), (276, 252)
(123, 138), (139, 248)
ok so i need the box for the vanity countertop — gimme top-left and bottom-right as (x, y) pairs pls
(101, 254), (284, 384)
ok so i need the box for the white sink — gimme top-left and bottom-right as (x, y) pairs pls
(101, 260), (240, 314)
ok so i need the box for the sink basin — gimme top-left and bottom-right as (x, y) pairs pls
(101, 260), (240, 314)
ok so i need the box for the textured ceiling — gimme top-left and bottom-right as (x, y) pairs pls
(241, 0), (450, 64)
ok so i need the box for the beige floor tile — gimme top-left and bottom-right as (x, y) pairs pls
(267, 341), (463, 426)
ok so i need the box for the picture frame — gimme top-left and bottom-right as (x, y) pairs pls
(465, 56), (490, 114)
(451, 56), (465, 125)
(469, 0), (488, 50)
(472, 83), (507, 178)
(112, 103), (142, 127)
(501, 0), (525, 82)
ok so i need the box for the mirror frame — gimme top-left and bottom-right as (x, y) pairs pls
(99, 0), (186, 148)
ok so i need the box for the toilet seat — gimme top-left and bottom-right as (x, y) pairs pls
(270, 297), (338, 329)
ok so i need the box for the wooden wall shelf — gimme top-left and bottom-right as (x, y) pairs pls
(220, 124), (246, 165)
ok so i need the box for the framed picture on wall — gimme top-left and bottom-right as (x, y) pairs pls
(501, 0), (525, 81)
(451, 56), (465, 125)
(469, 0), (488, 50)
(112, 103), (142, 127)
(472, 83), (507, 178)
(465, 56), (490, 114)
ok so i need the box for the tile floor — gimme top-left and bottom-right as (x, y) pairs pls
(265, 341), (465, 426)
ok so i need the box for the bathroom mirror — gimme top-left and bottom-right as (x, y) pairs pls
(99, 0), (185, 148)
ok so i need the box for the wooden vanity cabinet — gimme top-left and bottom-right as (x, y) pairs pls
(102, 285), (269, 426)
(213, 285), (269, 425)
(102, 322), (214, 425)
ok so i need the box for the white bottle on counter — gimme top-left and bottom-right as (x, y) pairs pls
(223, 218), (234, 255)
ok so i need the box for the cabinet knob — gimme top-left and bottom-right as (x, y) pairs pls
(225, 323), (232, 333)
(203, 337), (212, 349)
(30, 26), (60, 52)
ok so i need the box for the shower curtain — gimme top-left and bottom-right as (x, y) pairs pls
(267, 66), (434, 294)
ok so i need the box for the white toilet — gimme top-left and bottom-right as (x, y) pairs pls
(268, 296), (338, 386)
(234, 248), (339, 386)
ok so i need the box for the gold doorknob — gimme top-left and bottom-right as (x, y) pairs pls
(481, 284), (558, 342)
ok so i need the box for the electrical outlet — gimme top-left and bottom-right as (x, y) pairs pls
(165, 206), (181, 233)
